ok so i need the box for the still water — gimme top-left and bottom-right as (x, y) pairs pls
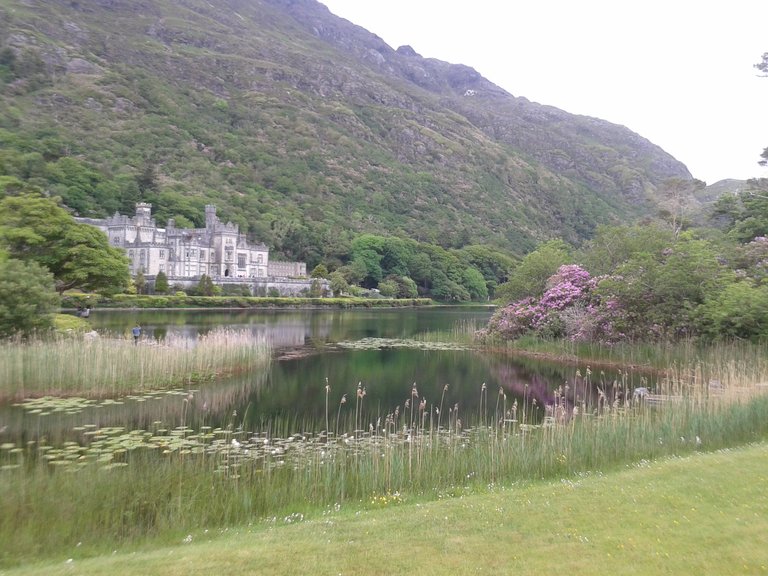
(4, 307), (651, 441)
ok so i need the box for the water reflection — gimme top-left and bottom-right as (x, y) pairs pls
(86, 307), (493, 349)
(1, 308), (656, 444)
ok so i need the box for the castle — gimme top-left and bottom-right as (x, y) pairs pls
(77, 203), (315, 295)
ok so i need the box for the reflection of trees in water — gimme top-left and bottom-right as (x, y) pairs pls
(486, 360), (565, 421)
(487, 356), (652, 421)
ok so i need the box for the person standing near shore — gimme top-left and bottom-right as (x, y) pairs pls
(132, 325), (142, 345)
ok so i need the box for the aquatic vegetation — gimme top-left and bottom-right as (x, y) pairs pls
(0, 328), (271, 401)
(336, 337), (474, 351)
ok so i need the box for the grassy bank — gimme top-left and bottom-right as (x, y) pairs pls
(0, 328), (271, 401)
(4, 442), (768, 575)
(61, 294), (433, 310)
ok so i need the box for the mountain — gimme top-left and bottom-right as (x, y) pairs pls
(0, 0), (692, 263)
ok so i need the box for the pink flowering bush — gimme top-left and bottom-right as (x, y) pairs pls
(485, 264), (625, 342)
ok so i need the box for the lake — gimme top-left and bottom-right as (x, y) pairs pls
(1, 307), (651, 442)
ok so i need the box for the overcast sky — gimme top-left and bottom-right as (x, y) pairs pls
(321, 0), (768, 185)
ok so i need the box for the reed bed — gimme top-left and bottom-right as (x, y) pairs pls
(497, 334), (768, 376)
(413, 317), (483, 345)
(2, 354), (768, 566)
(0, 328), (271, 401)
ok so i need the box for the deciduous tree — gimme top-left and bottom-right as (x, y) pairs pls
(0, 256), (60, 337)
(0, 193), (129, 294)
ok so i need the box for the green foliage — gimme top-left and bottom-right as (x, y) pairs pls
(308, 278), (322, 298)
(377, 278), (398, 297)
(310, 264), (329, 279)
(461, 267), (489, 301)
(154, 270), (169, 294)
(579, 224), (674, 276)
(698, 281), (768, 341)
(0, 258), (59, 337)
(454, 245), (516, 297)
(496, 239), (572, 303)
(52, 313), (91, 333)
(0, 193), (130, 294)
(329, 271), (349, 297)
(134, 269), (147, 295)
(346, 234), (494, 301)
(384, 275), (418, 299)
(196, 275), (216, 297)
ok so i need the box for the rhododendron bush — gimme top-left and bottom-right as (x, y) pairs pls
(483, 264), (625, 342)
(483, 226), (768, 342)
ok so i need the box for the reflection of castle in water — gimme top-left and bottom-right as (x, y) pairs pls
(146, 319), (331, 348)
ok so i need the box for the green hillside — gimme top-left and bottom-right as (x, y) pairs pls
(0, 0), (692, 264)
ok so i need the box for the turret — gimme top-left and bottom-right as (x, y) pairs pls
(135, 202), (152, 225)
(205, 205), (217, 229)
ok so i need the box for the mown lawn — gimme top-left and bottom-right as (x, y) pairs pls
(5, 442), (767, 576)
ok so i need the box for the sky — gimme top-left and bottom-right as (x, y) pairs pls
(320, 0), (768, 185)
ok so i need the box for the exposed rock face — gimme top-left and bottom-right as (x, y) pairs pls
(66, 58), (100, 74)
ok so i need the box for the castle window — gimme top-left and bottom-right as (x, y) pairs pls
(159, 250), (165, 259)
(237, 254), (246, 268)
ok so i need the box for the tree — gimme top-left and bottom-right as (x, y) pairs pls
(656, 178), (706, 237)
(0, 257), (60, 338)
(495, 239), (572, 303)
(134, 269), (147, 295)
(350, 235), (385, 288)
(454, 245), (516, 298)
(329, 271), (349, 297)
(154, 270), (169, 294)
(723, 182), (768, 243)
(0, 194), (130, 294)
(595, 232), (728, 339)
(310, 263), (329, 279)
(308, 278), (322, 298)
(698, 281), (768, 341)
(389, 275), (418, 298)
(377, 278), (399, 298)
(579, 224), (674, 276)
(196, 274), (215, 296)
(461, 267), (489, 301)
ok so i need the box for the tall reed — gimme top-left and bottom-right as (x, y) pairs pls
(0, 328), (271, 401)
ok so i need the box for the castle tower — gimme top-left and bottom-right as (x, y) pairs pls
(135, 202), (152, 225)
(205, 205), (217, 229)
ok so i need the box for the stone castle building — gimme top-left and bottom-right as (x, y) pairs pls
(77, 203), (314, 295)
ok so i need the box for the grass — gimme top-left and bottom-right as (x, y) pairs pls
(0, 328), (271, 401)
(2, 367), (767, 568)
(3, 442), (768, 575)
